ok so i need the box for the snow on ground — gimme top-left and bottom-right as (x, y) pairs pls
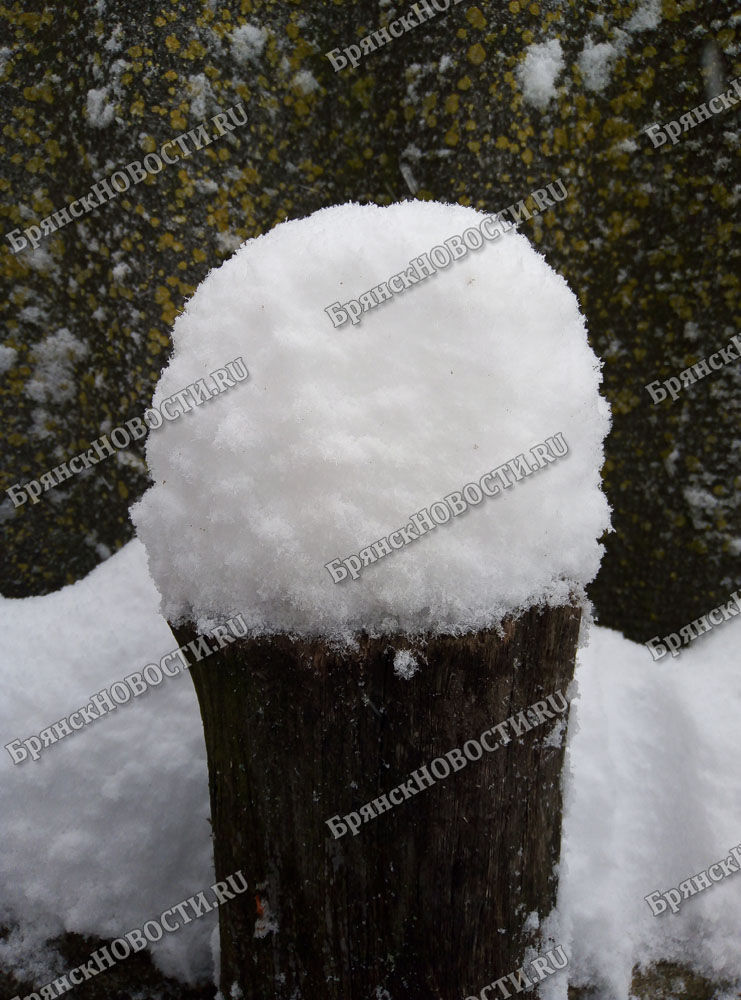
(556, 617), (741, 999)
(1, 543), (740, 997)
(0, 542), (214, 986)
(131, 201), (611, 640)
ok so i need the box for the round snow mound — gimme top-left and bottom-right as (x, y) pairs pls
(131, 200), (611, 639)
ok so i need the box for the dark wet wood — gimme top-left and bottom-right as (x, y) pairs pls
(173, 602), (581, 999)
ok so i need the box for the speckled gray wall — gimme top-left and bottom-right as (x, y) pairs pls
(2, 0), (739, 645)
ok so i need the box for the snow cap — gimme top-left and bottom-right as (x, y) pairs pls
(131, 200), (611, 639)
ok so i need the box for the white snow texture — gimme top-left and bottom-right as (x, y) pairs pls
(131, 200), (611, 639)
(556, 620), (741, 998)
(2, 543), (741, 998)
(577, 38), (619, 93)
(517, 40), (565, 108)
(0, 543), (214, 986)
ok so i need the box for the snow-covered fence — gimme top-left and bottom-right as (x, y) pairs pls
(132, 200), (611, 997)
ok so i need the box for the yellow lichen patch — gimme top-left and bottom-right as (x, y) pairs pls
(12, 106), (35, 127)
(713, 29), (734, 52)
(610, 386), (641, 416)
(291, 38), (314, 65)
(208, 204), (230, 230)
(164, 34), (180, 51)
(237, 164), (258, 185)
(22, 82), (54, 103)
(716, 222), (733, 244)
(157, 290), (178, 326)
(687, 537), (708, 555)
(184, 39), (207, 59)
(468, 43), (486, 65)
(467, 7), (486, 29)
(156, 232), (184, 252)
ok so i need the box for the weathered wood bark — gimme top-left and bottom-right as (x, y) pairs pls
(172, 603), (581, 1000)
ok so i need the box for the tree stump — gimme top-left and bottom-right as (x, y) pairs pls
(172, 602), (580, 999)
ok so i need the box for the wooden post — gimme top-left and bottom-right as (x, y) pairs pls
(172, 602), (580, 999)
